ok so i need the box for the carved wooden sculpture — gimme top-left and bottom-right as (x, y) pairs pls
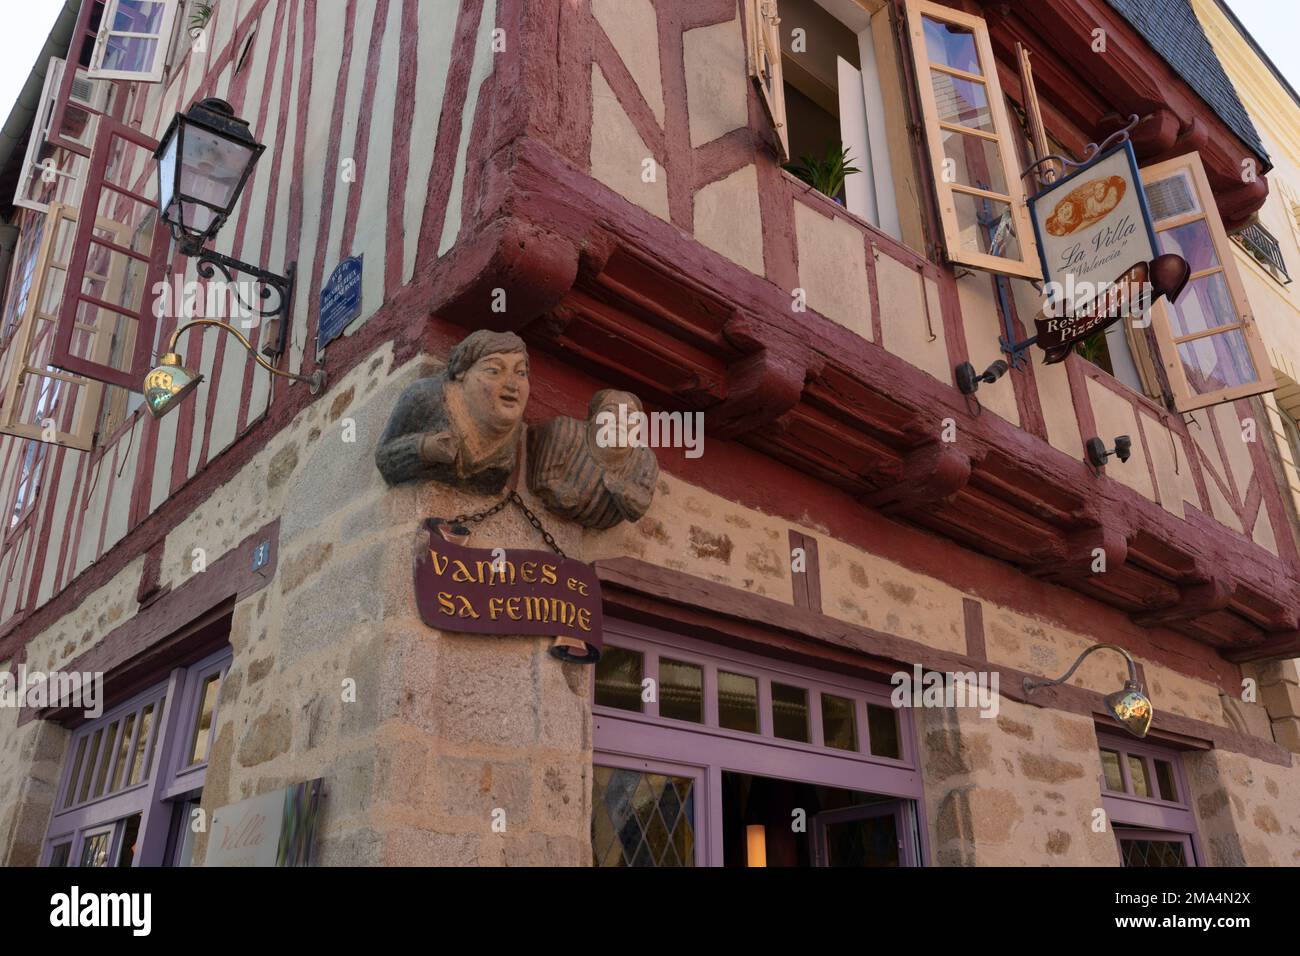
(375, 330), (529, 494)
(528, 389), (659, 529)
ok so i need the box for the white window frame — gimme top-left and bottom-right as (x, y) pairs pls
(87, 0), (183, 83)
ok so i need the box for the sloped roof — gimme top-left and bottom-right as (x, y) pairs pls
(1105, 0), (1268, 162)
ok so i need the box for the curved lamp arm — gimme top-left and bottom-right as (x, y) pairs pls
(169, 319), (325, 394)
(1023, 643), (1140, 695)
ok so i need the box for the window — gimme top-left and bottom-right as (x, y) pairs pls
(52, 117), (171, 393)
(0, 203), (120, 451)
(87, 0), (183, 83)
(8, 440), (48, 532)
(757, 0), (902, 239)
(903, 0), (1039, 278)
(1234, 221), (1290, 284)
(1137, 152), (1274, 411)
(1096, 733), (1200, 867)
(13, 58), (108, 214)
(593, 623), (923, 866)
(42, 647), (231, 867)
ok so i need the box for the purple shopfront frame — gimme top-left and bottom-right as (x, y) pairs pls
(593, 619), (929, 866)
(1097, 730), (1203, 866)
(41, 646), (232, 867)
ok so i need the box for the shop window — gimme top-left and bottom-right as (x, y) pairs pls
(1096, 733), (1199, 867)
(902, 0), (1039, 279)
(0, 203), (121, 451)
(52, 117), (171, 393)
(42, 646), (231, 867)
(745, 0), (904, 238)
(1131, 152), (1274, 411)
(593, 624), (923, 866)
(87, 0), (183, 83)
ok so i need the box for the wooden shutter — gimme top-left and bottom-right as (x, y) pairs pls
(87, 0), (182, 83)
(1141, 152), (1274, 412)
(744, 0), (789, 162)
(51, 118), (171, 392)
(903, 0), (1040, 279)
(0, 204), (128, 451)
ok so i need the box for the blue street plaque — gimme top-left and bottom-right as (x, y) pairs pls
(317, 255), (363, 355)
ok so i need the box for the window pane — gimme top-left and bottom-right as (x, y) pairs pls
(187, 673), (221, 766)
(63, 736), (87, 809)
(717, 671), (759, 733)
(78, 831), (112, 868)
(771, 683), (809, 742)
(101, 36), (160, 73)
(867, 703), (901, 758)
(1100, 748), (1124, 792)
(922, 16), (981, 74)
(929, 71), (993, 132)
(1146, 172), (1200, 222)
(592, 766), (695, 867)
(821, 693), (858, 751)
(951, 193), (1021, 260)
(1164, 272), (1235, 337)
(940, 128), (1006, 195)
(594, 646), (644, 712)
(112, 0), (168, 34)
(116, 813), (142, 867)
(1128, 755), (1152, 798)
(78, 729), (103, 803)
(659, 658), (703, 723)
(127, 703), (155, 786)
(109, 713), (135, 793)
(48, 843), (71, 867)
(1177, 329), (1258, 395)
(1121, 837), (1187, 867)
(1157, 220), (1219, 274)
(92, 721), (119, 798)
(1154, 759), (1179, 802)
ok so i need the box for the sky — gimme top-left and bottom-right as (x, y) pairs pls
(0, 2), (65, 126)
(0, 0), (1295, 129)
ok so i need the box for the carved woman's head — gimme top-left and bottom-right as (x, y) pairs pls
(448, 330), (530, 433)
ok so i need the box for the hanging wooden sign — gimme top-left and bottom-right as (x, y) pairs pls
(413, 524), (604, 653)
(1033, 253), (1189, 364)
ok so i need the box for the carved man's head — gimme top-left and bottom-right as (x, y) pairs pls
(448, 330), (530, 433)
(587, 389), (642, 467)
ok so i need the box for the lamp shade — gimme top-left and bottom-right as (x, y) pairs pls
(1104, 680), (1153, 739)
(156, 98), (264, 248)
(144, 353), (204, 419)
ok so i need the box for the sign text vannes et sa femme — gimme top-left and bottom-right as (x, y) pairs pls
(413, 526), (604, 653)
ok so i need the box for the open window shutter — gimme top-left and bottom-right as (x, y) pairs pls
(52, 117), (170, 393)
(744, 0), (789, 162)
(87, 0), (181, 83)
(1140, 152), (1274, 412)
(13, 59), (64, 213)
(903, 0), (1040, 279)
(14, 59), (105, 215)
(0, 204), (121, 451)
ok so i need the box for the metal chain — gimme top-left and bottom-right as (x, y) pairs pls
(446, 490), (567, 559)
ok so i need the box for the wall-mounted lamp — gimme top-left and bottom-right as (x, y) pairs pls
(1086, 435), (1131, 476)
(1024, 642), (1153, 738)
(145, 319), (325, 419)
(955, 359), (1009, 396)
(155, 98), (295, 359)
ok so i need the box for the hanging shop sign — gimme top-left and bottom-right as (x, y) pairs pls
(317, 254), (363, 355)
(1029, 141), (1158, 315)
(203, 778), (324, 867)
(413, 523), (604, 654)
(1032, 253), (1190, 364)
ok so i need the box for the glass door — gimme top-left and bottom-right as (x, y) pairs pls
(591, 755), (705, 867)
